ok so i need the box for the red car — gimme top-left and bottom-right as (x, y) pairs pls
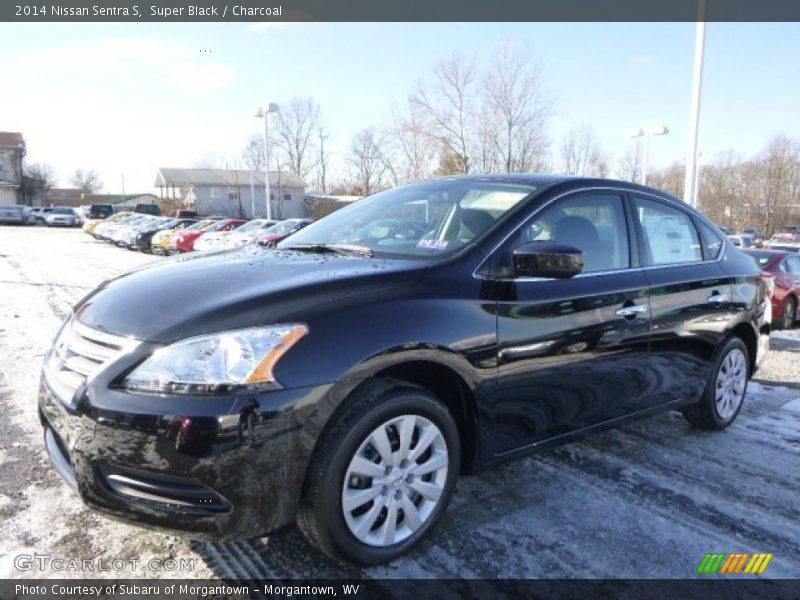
(254, 218), (313, 246)
(743, 248), (800, 329)
(174, 218), (245, 253)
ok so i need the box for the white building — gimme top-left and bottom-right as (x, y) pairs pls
(154, 168), (307, 219)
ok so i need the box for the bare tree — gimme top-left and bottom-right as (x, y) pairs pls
(348, 127), (387, 196)
(616, 145), (642, 183)
(242, 134), (265, 172)
(22, 162), (57, 204)
(70, 168), (102, 192)
(274, 97), (322, 181)
(383, 102), (435, 185)
(647, 162), (685, 197)
(484, 42), (553, 173)
(194, 154), (227, 169)
(410, 53), (478, 174)
(559, 125), (609, 176)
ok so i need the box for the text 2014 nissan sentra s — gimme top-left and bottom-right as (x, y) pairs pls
(39, 175), (770, 565)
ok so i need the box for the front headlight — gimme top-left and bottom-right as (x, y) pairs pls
(122, 324), (307, 394)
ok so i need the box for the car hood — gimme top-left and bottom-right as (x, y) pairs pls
(76, 246), (424, 343)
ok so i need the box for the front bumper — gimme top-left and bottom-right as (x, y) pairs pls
(38, 372), (330, 540)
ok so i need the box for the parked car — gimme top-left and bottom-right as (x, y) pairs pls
(207, 219), (281, 251)
(83, 211), (134, 237)
(135, 203), (161, 216)
(739, 227), (764, 246)
(173, 218), (245, 253)
(193, 220), (275, 252)
(728, 234), (756, 248)
(0, 204), (31, 225)
(111, 216), (166, 248)
(29, 207), (53, 225)
(158, 219), (219, 255)
(95, 214), (150, 241)
(764, 235), (800, 253)
(743, 248), (800, 329)
(131, 218), (198, 253)
(773, 225), (800, 242)
(45, 206), (81, 227)
(89, 204), (115, 220)
(39, 175), (770, 565)
(175, 209), (198, 219)
(254, 218), (313, 246)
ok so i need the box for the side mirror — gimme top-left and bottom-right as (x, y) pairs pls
(512, 242), (583, 279)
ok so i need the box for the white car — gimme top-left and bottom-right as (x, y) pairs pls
(45, 207), (81, 227)
(193, 220), (262, 252)
(209, 219), (281, 251)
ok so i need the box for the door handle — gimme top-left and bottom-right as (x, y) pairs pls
(615, 304), (648, 317)
(707, 293), (730, 304)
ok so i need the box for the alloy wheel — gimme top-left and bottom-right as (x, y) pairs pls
(341, 414), (448, 547)
(715, 348), (747, 420)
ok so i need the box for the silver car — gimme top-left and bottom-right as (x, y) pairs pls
(0, 204), (31, 225)
(45, 206), (80, 227)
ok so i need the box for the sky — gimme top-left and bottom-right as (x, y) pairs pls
(2, 21), (799, 194)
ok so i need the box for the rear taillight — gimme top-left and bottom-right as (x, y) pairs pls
(761, 272), (775, 297)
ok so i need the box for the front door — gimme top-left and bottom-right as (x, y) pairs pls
(485, 191), (652, 457)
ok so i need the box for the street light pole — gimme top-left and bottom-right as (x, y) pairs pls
(255, 103), (280, 220)
(684, 0), (707, 207)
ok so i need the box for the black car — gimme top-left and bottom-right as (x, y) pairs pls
(89, 204), (114, 219)
(130, 218), (197, 252)
(39, 175), (770, 565)
(135, 203), (161, 216)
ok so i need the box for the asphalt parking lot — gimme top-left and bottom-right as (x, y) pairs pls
(1, 226), (799, 579)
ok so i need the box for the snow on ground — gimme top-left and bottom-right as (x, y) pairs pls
(0, 226), (799, 579)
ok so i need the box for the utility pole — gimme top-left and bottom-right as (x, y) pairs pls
(684, 0), (707, 207)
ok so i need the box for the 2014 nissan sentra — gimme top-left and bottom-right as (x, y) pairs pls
(39, 175), (770, 564)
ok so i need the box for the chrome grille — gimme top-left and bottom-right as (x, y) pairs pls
(43, 319), (137, 407)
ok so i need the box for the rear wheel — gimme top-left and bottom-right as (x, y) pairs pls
(298, 379), (460, 565)
(779, 296), (796, 330)
(682, 337), (749, 430)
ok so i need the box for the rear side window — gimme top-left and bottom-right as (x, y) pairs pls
(633, 197), (703, 266)
(785, 256), (800, 274)
(697, 221), (725, 259)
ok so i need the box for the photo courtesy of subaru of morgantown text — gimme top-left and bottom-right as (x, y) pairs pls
(2, 2), (800, 592)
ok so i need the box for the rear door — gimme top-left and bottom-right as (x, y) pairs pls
(632, 195), (734, 405)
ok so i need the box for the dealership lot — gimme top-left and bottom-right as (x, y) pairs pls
(1, 226), (799, 579)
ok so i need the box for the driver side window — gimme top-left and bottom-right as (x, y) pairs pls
(518, 193), (630, 274)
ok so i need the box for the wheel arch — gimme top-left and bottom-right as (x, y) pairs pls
(301, 347), (483, 480)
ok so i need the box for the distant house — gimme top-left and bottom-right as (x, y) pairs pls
(154, 167), (307, 219)
(41, 190), (159, 209)
(0, 132), (25, 205)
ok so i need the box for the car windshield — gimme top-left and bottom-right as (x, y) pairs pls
(266, 219), (305, 235)
(279, 180), (536, 258)
(52, 207), (74, 214)
(207, 220), (237, 232)
(235, 219), (268, 233)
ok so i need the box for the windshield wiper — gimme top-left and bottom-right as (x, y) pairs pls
(283, 243), (374, 257)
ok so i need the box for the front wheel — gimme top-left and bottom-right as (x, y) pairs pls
(682, 337), (749, 430)
(298, 379), (460, 565)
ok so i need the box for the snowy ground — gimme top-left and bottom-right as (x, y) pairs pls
(0, 226), (799, 579)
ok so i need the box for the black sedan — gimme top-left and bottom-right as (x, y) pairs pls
(38, 175), (770, 565)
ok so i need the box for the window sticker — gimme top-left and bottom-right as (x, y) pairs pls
(417, 239), (450, 251)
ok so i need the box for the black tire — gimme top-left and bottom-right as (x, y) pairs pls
(36, 218), (45, 226)
(297, 378), (460, 565)
(682, 337), (749, 430)
(779, 296), (796, 330)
